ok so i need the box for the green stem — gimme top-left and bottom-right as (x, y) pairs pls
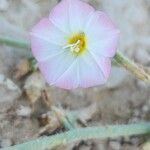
(1, 123), (150, 150)
(114, 52), (150, 82)
(0, 36), (150, 82)
(0, 36), (30, 49)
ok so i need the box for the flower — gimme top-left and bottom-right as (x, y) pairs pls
(30, 0), (119, 90)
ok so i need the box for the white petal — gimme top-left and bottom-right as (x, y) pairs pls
(31, 36), (66, 62)
(49, 0), (94, 34)
(88, 51), (111, 79)
(68, 0), (94, 33)
(38, 51), (76, 84)
(78, 51), (107, 88)
(31, 18), (68, 46)
(53, 59), (79, 89)
(85, 11), (119, 57)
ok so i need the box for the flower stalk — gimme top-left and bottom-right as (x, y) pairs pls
(114, 52), (150, 82)
(1, 123), (150, 150)
(0, 36), (150, 82)
(0, 36), (29, 49)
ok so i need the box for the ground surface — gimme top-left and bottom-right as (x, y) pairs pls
(0, 0), (150, 150)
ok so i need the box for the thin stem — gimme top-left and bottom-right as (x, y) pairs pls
(2, 123), (150, 150)
(0, 36), (150, 82)
(0, 36), (30, 49)
(114, 52), (150, 82)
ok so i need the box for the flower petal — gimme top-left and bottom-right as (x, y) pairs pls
(52, 51), (111, 89)
(89, 51), (111, 80)
(85, 11), (119, 57)
(38, 51), (76, 85)
(68, 0), (94, 32)
(49, 0), (70, 33)
(78, 52), (108, 88)
(31, 18), (67, 46)
(49, 0), (94, 33)
(31, 36), (67, 62)
(53, 59), (79, 89)
(88, 35), (119, 58)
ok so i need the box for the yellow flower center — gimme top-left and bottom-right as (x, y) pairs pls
(64, 32), (87, 56)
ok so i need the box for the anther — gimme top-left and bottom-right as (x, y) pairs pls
(63, 40), (81, 53)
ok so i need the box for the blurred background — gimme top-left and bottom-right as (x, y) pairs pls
(0, 0), (150, 149)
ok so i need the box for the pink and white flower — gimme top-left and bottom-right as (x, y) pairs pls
(30, 0), (119, 89)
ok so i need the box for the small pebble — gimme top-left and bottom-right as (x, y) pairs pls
(5, 79), (19, 91)
(142, 105), (149, 113)
(16, 105), (32, 117)
(24, 72), (46, 104)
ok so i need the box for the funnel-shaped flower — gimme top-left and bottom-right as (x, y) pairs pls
(30, 0), (119, 89)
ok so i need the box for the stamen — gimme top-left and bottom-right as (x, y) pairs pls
(63, 40), (81, 53)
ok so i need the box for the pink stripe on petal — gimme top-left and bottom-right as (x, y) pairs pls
(85, 11), (119, 32)
(89, 35), (119, 58)
(78, 52), (107, 88)
(49, 0), (70, 33)
(31, 36), (65, 62)
(38, 51), (76, 85)
(85, 11), (119, 57)
(31, 18), (67, 46)
(68, 0), (94, 32)
(89, 51), (111, 79)
(54, 59), (79, 89)
(49, 0), (94, 33)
